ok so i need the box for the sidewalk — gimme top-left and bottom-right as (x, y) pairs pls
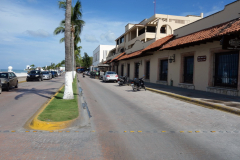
(145, 82), (240, 114)
(18, 76), (26, 83)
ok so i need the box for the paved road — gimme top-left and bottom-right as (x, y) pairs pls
(79, 74), (240, 160)
(0, 73), (240, 159)
(0, 76), (65, 131)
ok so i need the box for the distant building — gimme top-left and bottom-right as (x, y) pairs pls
(92, 45), (115, 71)
(26, 65), (31, 70)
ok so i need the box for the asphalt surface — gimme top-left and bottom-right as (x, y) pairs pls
(0, 75), (65, 131)
(0, 73), (240, 159)
(78, 75), (240, 160)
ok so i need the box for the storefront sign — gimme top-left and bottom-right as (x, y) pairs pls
(221, 35), (240, 50)
(197, 56), (206, 62)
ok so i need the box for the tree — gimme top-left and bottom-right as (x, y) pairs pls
(54, 0), (85, 71)
(63, 0), (74, 99)
(75, 46), (82, 67)
(30, 64), (35, 70)
(82, 52), (92, 68)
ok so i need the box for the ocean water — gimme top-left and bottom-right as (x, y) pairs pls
(0, 69), (28, 73)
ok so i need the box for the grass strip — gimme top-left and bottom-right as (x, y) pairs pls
(38, 77), (79, 122)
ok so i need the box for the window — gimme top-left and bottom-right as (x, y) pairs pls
(160, 26), (166, 33)
(135, 63), (140, 78)
(117, 39), (119, 45)
(0, 73), (8, 78)
(184, 56), (194, 83)
(127, 64), (130, 77)
(103, 50), (108, 59)
(146, 61), (150, 79)
(120, 36), (124, 43)
(146, 26), (155, 33)
(106, 71), (116, 74)
(121, 64), (124, 76)
(214, 51), (239, 88)
(138, 28), (145, 36)
(160, 60), (168, 81)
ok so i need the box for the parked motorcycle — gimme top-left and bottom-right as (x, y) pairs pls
(82, 73), (85, 78)
(131, 75), (146, 91)
(118, 75), (128, 86)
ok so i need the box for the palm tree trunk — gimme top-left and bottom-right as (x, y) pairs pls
(63, 0), (74, 100)
(72, 31), (75, 79)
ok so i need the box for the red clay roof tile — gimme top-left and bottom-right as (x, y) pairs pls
(142, 35), (174, 52)
(161, 18), (240, 50)
(118, 35), (174, 61)
(110, 52), (125, 62)
(118, 49), (144, 60)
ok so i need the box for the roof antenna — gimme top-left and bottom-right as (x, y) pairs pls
(153, 0), (156, 15)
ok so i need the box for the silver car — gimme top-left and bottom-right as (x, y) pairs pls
(103, 71), (118, 82)
(42, 71), (52, 80)
(0, 72), (18, 91)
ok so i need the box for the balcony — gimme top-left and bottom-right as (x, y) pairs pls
(126, 32), (156, 47)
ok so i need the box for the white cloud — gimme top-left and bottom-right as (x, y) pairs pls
(0, 1), (65, 69)
(100, 31), (116, 42)
(84, 34), (99, 42)
(24, 29), (50, 38)
(80, 18), (138, 56)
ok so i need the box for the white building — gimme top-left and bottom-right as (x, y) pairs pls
(92, 45), (115, 70)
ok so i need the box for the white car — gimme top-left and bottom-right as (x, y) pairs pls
(103, 71), (118, 82)
(57, 71), (61, 76)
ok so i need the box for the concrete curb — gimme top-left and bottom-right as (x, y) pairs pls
(146, 87), (240, 116)
(28, 81), (79, 131)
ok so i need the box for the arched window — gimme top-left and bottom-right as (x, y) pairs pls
(160, 25), (166, 33)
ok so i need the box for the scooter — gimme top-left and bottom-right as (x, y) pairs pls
(118, 75), (128, 86)
(131, 75), (146, 91)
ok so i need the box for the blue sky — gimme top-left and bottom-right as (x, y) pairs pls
(0, 0), (236, 69)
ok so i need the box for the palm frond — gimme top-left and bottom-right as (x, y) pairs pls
(53, 26), (65, 35)
(58, 1), (66, 10)
(60, 37), (65, 43)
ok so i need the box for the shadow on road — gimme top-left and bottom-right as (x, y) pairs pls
(14, 88), (57, 100)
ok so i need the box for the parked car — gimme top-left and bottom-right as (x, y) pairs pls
(27, 70), (43, 81)
(102, 71), (118, 82)
(42, 71), (52, 80)
(0, 72), (18, 91)
(51, 71), (57, 78)
(57, 70), (61, 76)
(54, 71), (58, 77)
(0, 79), (2, 94)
